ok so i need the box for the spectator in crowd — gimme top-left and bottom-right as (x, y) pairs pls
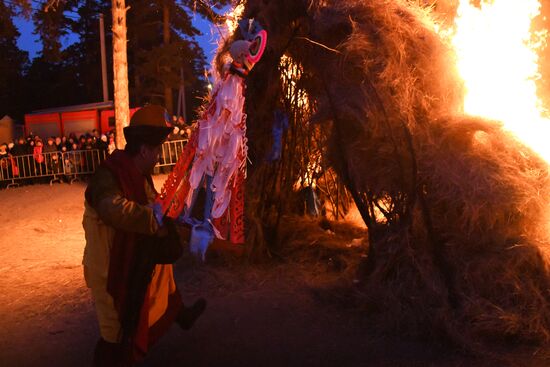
(44, 137), (57, 152)
(71, 142), (82, 171)
(51, 151), (63, 176)
(47, 137), (63, 176)
(91, 129), (100, 142)
(179, 125), (191, 140)
(33, 139), (46, 177)
(69, 132), (78, 145)
(11, 138), (30, 182)
(96, 135), (108, 152)
(68, 137), (76, 150)
(107, 135), (116, 155)
(63, 148), (76, 182)
(0, 143), (8, 157)
(11, 138), (28, 156)
(168, 126), (183, 141)
(84, 136), (94, 150)
(0, 143), (11, 181)
(55, 137), (63, 151)
(83, 136), (96, 171)
(43, 137), (58, 174)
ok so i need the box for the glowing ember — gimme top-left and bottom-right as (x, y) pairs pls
(449, 0), (550, 164)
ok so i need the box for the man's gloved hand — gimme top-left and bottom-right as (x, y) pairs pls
(189, 222), (214, 262)
(150, 217), (183, 264)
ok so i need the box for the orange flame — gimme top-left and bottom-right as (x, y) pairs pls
(225, 3), (244, 34)
(449, 0), (550, 164)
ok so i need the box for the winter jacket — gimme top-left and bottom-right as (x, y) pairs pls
(33, 146), (44, 163)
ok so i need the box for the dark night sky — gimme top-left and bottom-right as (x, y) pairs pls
(13, 12), (220, 64)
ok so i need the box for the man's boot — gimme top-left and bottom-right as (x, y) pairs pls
(93, 337), (131, 367)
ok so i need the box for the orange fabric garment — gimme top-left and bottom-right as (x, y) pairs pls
(148, 264), (178, 326)
(84, 150), (182, 363)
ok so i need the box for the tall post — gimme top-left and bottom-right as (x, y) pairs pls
(163, 1), (173, 114)
(112, 0), (130, 149)
(99, 13), (109, 103)
(177, 67), (187, 122)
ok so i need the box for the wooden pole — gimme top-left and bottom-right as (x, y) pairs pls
(163, 1), (173, 114)
(99, 13), (109, 103)
(177, 67), (187, 122)
(112, 0), (130, 149)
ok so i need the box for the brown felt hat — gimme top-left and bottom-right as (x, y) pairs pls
(124, 105), (173, 146)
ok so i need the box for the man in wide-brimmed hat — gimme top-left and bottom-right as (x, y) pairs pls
(82, 105), (206, 366)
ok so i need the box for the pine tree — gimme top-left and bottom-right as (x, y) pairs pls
(127, 0), (231, 119)
(0, 1), (30, 121)
(64, 0), (113, 103)
(21, 0), (231, 129)
(23, 1), (76, 111)
(33, 0), (69, 63)
(25, 0), (113, 110)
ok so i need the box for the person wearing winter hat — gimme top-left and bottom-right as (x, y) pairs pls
(82, 105), (205, 367)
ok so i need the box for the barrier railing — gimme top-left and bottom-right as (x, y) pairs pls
(158, 139), (187, 167)
(0, 139), (189, 189)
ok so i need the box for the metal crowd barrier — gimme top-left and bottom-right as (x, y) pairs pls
(0, 149), (107, 188)
(157, 138), (187, 167)
(0, 139), (189, 189)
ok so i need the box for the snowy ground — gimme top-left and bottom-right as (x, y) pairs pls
(0, 176), (547, 366)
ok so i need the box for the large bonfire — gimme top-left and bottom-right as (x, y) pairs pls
(213, 0), (550, 350)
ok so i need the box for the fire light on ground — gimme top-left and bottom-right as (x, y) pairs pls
(449, 0), (550, 164)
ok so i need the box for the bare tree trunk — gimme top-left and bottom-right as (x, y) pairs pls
(112, 0), (130, 149)
(163, 2), (173, 115)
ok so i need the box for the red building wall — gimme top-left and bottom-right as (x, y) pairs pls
(25, 107), (140, 138)
(61, 110), (99, 137)
(25, 113), (61, 138)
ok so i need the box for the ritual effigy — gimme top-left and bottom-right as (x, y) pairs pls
(155, 18), (267, 258)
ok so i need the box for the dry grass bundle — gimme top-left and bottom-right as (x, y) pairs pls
(223, 0), (550, 350)
(414, 115), (550, 345)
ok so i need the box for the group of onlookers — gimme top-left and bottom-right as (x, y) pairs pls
(0, 124), (193, 187)
(0, 130), (117, 186)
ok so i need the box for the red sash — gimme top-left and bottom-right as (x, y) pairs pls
(102, 150), (181, 362)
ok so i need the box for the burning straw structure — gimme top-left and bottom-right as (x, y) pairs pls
(216, 0), (550, 349)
